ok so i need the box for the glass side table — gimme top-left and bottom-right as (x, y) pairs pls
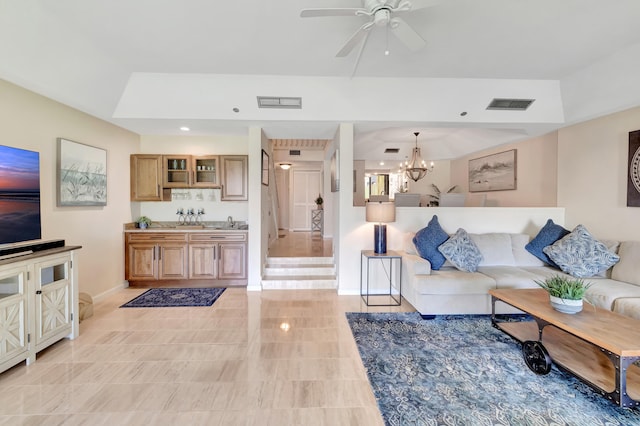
(360, 250), (402, 306)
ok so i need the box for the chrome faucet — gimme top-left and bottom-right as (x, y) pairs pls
(227, 216), (234, 228)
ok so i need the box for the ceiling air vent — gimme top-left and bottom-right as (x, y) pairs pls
(486, 98), (535, 111)
(385, 148), (400, 154)
(257, 96), (302, 109)
(289, 150), (301, 156)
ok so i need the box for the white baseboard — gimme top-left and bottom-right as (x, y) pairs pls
(92, 281), (128, 303)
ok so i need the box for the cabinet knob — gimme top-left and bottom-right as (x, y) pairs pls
(36, 290), (42, 295)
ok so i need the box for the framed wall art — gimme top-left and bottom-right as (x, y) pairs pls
(469, 149), (517, 192)
(627, 130), (640, 207)
(261, 149), (269, 186)
(331, 149), (340, 192)
(57, 138), (107, 206)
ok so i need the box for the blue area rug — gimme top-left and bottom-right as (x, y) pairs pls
(346, 312), (640, 426)
(120, 288), (225, 308)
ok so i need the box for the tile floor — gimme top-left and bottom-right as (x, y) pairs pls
(0, 232), (414, 425)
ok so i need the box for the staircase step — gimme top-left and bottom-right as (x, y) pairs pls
(264, 265), (335, 276)
(266, 256), (333, 265)
(261, 276), (337, 290)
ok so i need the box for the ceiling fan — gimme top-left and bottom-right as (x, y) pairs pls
(300, 0), (438, 75)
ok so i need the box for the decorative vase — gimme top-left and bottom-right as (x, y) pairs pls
(549, 295), (583, 314)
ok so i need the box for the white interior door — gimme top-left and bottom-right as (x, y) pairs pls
(291, 170), (321, 231)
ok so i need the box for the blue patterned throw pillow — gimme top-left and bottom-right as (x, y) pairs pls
(525, 219), (570, 268)
(437, 228), (483, 272)
(543, 225), (620, 278)
(412, 215), (449, 270)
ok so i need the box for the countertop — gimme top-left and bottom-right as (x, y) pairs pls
(124, 221), (248, 232)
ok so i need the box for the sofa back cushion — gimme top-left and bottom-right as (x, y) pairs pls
(469, 233), (516, 266)
(510, 234), (545, 266)
(611, 241), (640, 286)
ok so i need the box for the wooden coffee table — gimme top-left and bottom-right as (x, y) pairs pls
(489, 288), (640, 408)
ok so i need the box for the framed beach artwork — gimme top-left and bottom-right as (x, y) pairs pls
(57, 138), (107, 206)
(469, 149), (517, 192)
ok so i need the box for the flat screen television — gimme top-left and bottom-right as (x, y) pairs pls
(0, 144), (41, 248)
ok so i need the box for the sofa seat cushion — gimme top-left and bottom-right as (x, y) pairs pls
(612, 241), (640, 286)
(477, 266), (543, 290)
(470, 233), (516, 266)
(612, 298), (640, 320)
(584, 279), (640, 311)
(518, 266), (571, 281)
(412, 267), (496, 295)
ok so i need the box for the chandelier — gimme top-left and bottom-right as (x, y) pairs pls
(401, 132), (434, 182)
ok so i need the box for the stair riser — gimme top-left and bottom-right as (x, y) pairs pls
(261, 280), (337, 290)
(264, 267), (335, 276)
(267, 257), (333, 265)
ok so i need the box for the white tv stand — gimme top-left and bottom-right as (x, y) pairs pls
(0, 244), (81, 374)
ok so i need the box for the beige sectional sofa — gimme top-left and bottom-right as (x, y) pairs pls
(401, 232), (640, 319)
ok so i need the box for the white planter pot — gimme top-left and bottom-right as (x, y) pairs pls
(549, 295), (583, 314)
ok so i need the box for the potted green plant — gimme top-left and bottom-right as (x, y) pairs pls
(136, 216), (152, 229)
(315, 194), (323, 210)
(535, 275), (592, 314)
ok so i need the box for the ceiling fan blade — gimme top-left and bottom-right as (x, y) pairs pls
(351, 30), (372, 78)
(390, 17), (426, 51)
(336, 22), (374, 57)
(300, 8), (364, 18)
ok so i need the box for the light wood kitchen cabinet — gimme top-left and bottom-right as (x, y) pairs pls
(221, 155), (248, 201)
(189, 232), (247, 281)
(125, 233), (188, 281)
(163, 155), (191, 188)
(130, 154), (164, 201)
(192, 155), (220, 188)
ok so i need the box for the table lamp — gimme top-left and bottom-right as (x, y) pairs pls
(366, 201), (396, 254)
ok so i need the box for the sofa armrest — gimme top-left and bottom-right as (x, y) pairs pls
(402, 252), (432, 276)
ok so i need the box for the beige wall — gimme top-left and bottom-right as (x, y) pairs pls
(558, 106), (640, 241)
(0, 79), (140, 298)
(449, 132), (558, 207)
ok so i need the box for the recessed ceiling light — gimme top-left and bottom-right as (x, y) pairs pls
(379, 161), (384, 166)
(233, 107), (239, 113)
(180, 126), (190, 132)
(460, 111), (467, 116)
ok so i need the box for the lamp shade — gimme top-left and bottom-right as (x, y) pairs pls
(366, 201), (395, 223)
